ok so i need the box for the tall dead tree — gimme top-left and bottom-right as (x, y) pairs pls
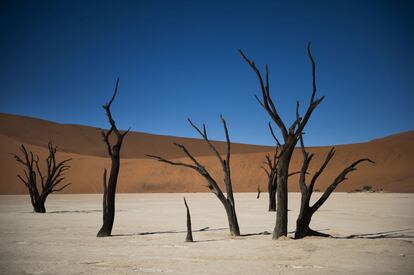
(97, 78), (129, 237)
(148, 116), (241, 236)
(183, 197), (193, 242)
(13, 142), (71, 213)
(295, 135), (374, 239)
(240, 43), (324, 239)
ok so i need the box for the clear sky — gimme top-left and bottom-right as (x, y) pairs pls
(1, 0), (413, 146)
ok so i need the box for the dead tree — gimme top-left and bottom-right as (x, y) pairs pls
(183, 197), (193, 242)
(295, 135), (374, 239)
(148, 116), (241, 236)
(262, 139), (301, 211)
(240, 43), (324, 239)
(262, 144), (278, 211)
(256, 185), (261, 199)
(97, 78), (129, 237)
(12, 142), (71, 213)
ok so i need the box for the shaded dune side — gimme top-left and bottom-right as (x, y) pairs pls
(1, 130), (413, 194)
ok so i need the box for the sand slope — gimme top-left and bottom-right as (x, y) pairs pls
(0, 113), (413, 194)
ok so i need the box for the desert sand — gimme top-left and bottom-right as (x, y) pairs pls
(0, 193), (413, 274)
(1, 113), (413, 194)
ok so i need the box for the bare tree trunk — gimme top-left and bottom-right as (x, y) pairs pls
(295, 202), (311, 239)
(33, 195), (46, 213)
(273, 156), (288, 238)
(97, 157), (121, 237)
(256, 185), (261, 199)
(295, 206), (330, 239)
(224, 201), (240, 236)
(273, 146), (294, 239)
(97, 79), (129, 238)
(268, 173), (277, 211)
(268, 191), (276, 211)
(101, 169), (108, 224)
(183, 197), (193, 242)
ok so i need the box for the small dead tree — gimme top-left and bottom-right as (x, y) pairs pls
(240, 43), (324, 239)
(262, 145), (278, 211)
(183, 197), (193, 242)
(13, 142), (71, 213)
(262, 143), (301, 212)
(148, 116), (241, 236)
(97, 78), (129, 237)
(295, 135), (374, 239)
(256, 185), (261, 199)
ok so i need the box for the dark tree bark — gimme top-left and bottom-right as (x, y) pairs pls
(148, 115), (241, 236)
(13, 142), (71, 213)
(240, 43), (324, 239)
(183, 197), (193, 242)
(294, 135), (374, 239)
(97, 78), (130, 237)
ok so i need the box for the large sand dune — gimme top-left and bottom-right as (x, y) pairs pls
(0, 113), (413, 194)
(0, 113), (273, 159)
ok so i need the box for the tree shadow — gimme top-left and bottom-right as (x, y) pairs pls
(111, 226), (227, 237)
(240, 231), (272, 237)
(287, 228), (414, 240)
(193, 238), (228, 243)
(47, 210), (102, 214)
(333, 229), (414, 240)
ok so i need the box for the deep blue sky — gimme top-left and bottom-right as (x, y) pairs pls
(1, 0), (413, 146)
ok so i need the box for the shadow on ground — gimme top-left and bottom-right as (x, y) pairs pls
(334, 229), (414, 240)
(47, 209), (102, 214)
(111, 226), (227, 237)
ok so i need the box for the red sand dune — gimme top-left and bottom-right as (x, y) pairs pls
(1, 113), (413, 194)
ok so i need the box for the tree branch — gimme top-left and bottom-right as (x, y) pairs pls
(146, 154), (200, 171)
(308, 147), (335, 194)
(311, 158), (375, 212)
(52, 182), (71, 192)
(295, 43), (325, 138)
(239, 49), (288, 141)
(268, 122), (281, 147)
(221, 115), (231, 173)
(307, 42), (316, 104)
(187, 118), (224, 165)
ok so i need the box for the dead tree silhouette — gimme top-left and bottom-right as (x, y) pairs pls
(12, 142), (71, 213)
(295, 134), (374, 239)
(97, 78), (130, 237)
(183, 197), (193, 242)
(148, 116), (241, 236)
(240, 43), (324, 239)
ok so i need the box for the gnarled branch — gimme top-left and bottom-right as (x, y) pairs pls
(239, 49), (288, 141)
(148, 116), (240, 236)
